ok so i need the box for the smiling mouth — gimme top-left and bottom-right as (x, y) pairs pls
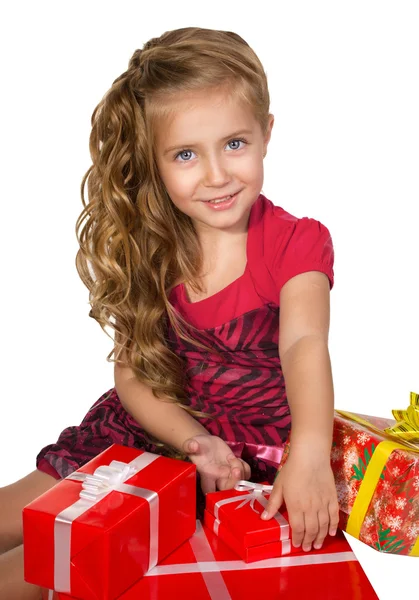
(203, 190), (240, 204)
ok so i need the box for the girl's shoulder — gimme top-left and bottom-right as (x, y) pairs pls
(258, 193), (299, 223)
(255, 193), (333, 249)
(251, 194), (334, 298)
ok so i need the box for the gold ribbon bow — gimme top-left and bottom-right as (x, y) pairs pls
(336, 392), (419, 557)
(385, 392), (419, 443)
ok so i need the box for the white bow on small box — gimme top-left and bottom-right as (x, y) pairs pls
(212, 480), (290, 541)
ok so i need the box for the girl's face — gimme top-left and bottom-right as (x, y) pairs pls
(154, 88), (274, 237)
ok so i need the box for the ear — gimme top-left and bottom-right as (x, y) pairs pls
(263, 114), (275, 157)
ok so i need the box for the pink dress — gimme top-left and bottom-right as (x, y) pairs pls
(36, 193), (334, 503)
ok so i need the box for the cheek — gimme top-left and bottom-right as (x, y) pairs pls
(238, 154), (263, 177)
(163, 176), (195, 207)
(155, 162), (193, 210)
(165, 167), (196, 192)
(241, 161), (263, 186)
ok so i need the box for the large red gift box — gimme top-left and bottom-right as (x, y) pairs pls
(205, 482), (299, 562)
(24, 444), (196, 599)
(43, 519), (379, 599)
(278, 393), (419, 556)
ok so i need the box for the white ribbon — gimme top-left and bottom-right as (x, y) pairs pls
(78, 459), (137, 501)
(54, 452), (160, 594)
(213, 480), (290, 541)
(188, 520), (232, 600)
(146, 547), (357, 574)
(209, 513), (292, 556)
(233, 480), (273, 513)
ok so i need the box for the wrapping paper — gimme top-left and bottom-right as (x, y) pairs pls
(203, 509), (300, 562)
(279, 393), (419, 556)
(205, 481), (299, 562)
(42, 519), (379, 599)
(24, 444), (196, 599)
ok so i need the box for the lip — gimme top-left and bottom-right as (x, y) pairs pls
(202, 190), (240, 211)
(202, 190), (241, 202)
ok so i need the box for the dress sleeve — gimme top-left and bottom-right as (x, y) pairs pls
(268, 216), (335, 296)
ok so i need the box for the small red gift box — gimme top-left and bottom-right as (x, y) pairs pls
(203, 510), (300, 562)
(24, 444), (196, 599)
(205, 481), (297, 562)
(43, 519), (379, 599)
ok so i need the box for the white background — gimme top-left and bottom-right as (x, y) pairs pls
(1, 1), (418, 598)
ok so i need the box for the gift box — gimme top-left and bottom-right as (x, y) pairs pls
(43, 518), (379, 599)
(203, 509), (300, 562)
(205, 481), (300, 562)
(279, 392), (419, 557)
(24, 444), (196, 599)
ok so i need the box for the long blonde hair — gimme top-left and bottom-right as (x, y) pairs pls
(75, 27), (271, 427)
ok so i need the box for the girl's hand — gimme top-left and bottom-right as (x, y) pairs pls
(261, 451), (340, 552)
(182, 434), (251, 494)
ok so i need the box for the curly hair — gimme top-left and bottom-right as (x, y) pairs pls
(75, 26), (271, 438)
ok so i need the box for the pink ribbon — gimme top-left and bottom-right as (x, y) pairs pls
(54, 452), (160, 594)
(225, 441), (285, 466)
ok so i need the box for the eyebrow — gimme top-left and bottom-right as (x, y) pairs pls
(163, 129), (254, 156)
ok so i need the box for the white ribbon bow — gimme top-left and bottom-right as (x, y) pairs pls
(55, 452), (161, 594)
(79, 460), (136, 501)
(233, 480), (273, 514)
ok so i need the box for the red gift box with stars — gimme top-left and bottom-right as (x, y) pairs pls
(278, 394), (419, 557)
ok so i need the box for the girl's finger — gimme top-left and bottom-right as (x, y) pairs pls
(313, 507), (330, 550)
(217, 465), (241, 491)
(301, 510), (319, 552)
(261, 486), (283, 520)
(226, 455), (245, 477)
(289, 509), (305, 548)
(328, 499), (340, 536)
(241, 459), (251, 480)
(200, 473), (216, 495)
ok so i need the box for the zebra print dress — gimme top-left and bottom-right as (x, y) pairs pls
(36, 194), (334, 510)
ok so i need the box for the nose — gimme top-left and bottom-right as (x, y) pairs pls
(203, 154), (231, 187)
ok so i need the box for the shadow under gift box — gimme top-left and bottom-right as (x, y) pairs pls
(23, 444), (196, 600)
(205, 485), (300, 562)
(42, 519), (379, 600)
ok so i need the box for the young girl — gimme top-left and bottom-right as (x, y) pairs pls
(0, 26), (339, 598)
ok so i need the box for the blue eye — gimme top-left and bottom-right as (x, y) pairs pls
(174, 138), (248, 162)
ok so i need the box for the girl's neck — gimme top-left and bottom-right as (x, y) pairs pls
(182, 230), (248, 303)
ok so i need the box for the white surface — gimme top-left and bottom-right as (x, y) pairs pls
(1, 2), (418, 599)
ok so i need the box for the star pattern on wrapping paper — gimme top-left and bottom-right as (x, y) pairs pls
(357, 432), (371, 445)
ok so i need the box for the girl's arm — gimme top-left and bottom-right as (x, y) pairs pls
(282, 336), (334, 458)
(261, 270), (339, 553)
(279, 270), (334, 455)
(115, 360), (252, 493)
(115, 365), (210, 453)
